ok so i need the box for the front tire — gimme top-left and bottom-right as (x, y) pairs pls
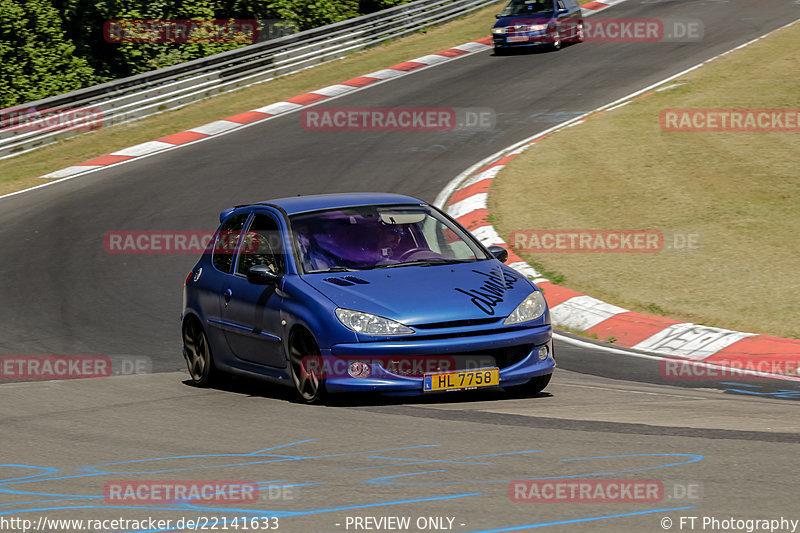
(182, 318), (217, 387)
(550, 29), (562, 51)
(288, 330), (326, 404)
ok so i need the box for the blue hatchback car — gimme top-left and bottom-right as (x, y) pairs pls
(181, 193), (554, 403)
(492, 0), (583, 52)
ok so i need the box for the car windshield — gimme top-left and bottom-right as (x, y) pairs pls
(501, 0), (554, 16)
(290, 204), (490, 273)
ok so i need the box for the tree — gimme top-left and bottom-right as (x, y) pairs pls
(0, 0), (97, 108)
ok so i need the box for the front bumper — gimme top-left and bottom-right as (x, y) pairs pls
(493, 33), (552, 48)
(322, 324), (554, 394)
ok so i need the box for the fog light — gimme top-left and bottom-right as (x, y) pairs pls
(348, 361), (370, 378)
(537, 345), (549, 361)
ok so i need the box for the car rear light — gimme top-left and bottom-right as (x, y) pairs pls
(184, 271), (193, 286)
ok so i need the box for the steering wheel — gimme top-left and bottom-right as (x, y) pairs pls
(397, 247), (432, 261)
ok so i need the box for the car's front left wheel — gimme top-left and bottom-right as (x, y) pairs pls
(182, 318), (217, 387)
(550, 29), (562, 51)
(288, 329), (326, 404)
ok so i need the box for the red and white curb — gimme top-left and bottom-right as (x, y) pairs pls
(437, 20), (800, 374)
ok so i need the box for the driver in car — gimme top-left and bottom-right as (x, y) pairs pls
(377, 222), (405, 261)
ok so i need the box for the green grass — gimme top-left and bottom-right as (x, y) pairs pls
(491, 22), (800, 338)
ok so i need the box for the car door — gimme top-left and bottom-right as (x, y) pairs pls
(218, 211), (287, 368)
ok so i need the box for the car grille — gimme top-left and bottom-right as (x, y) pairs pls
(410, 317), (503, 329)
(383, 345), (533, 377)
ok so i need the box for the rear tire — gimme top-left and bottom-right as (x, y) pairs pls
(182, 318), (217, 387)
(288, 330), (326, 404)
(505, 373), (551, 396)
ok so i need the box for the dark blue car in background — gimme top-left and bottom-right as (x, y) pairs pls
(181, 193), (554, 403)
(492, 0), (583, 52)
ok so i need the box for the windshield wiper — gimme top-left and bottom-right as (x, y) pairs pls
(370, 258), (477, 269)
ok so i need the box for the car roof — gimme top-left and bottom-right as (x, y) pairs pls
(237, 192), (426, 216)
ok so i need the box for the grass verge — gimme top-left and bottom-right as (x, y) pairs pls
(491, 21), (800, 338)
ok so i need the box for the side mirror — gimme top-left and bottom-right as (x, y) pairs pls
(496, 14), (502, 18)
(247, 264), (281, 285)
(488, 245), (509, 263)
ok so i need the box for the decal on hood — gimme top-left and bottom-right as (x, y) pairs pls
(454, 267), (519, 315)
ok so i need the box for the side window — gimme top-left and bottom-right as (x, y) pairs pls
(557, 0), (566, 10)
(236, 213), (285, 277)
(212, 214), (248, 273)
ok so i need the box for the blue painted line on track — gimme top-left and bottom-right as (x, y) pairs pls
(0, 441), (704, 533)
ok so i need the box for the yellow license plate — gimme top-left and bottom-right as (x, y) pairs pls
(423, 368), (499, 392)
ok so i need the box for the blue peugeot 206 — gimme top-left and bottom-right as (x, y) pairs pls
(181, 193), (554, 403)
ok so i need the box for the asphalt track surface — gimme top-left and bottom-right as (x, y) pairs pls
(1, 0), (800, 531)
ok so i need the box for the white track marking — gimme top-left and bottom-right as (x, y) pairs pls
(111, 141), (175, 157)
(632, 324), (756, 360)
(188, 120), (241, 135)
(549, 296), (628, 331)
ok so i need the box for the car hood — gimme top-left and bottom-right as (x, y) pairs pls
(301, 261), (538, 326)
(494, 15), (555, 28)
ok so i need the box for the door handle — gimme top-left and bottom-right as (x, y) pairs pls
(223, 288), (233, 307)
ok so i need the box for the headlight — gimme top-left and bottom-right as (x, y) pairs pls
(335, 308), (414, 335)
(492, 27), (508, 34)
(529, 24), (548, 32)
(503, 291), (547, 325)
